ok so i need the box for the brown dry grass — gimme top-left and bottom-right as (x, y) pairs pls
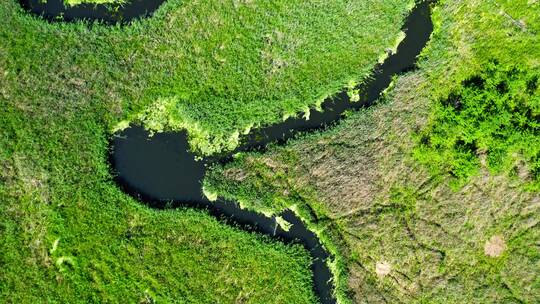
(215, 72), (540, 302)
(295, 73), (538, 302)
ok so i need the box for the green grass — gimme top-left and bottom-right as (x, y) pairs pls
(6, 0), (413, 155)
(8, 0), (537, 302)
(1, 0), (417, 302)
(205, 0), (540, 302)
(1, 79), (316, 302)
(1, 92), (317, 302)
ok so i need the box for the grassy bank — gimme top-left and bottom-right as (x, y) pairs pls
(206, 0), (540, 302)
(9, 0), (413, 155)
(0, 75), (317, 302)
(1, 92), (317, 302)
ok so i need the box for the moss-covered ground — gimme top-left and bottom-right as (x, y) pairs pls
(206, 0), (540, 302)
(0, 0), (418, 302)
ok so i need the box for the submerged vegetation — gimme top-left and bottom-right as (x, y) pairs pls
(206, 0), (540, 302)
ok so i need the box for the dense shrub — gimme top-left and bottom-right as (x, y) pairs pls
(415, 60), (540, 187)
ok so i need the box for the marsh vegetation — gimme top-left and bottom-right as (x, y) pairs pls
(1, 0), (538, 303)
(206, 0), (540, 302)
(0, 0), (418, 302)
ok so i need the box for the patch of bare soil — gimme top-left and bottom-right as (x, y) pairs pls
(484, 235), (506, 257)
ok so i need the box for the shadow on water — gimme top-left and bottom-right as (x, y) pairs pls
(18, 0), (433, 302)
(110, 2), (433, 303)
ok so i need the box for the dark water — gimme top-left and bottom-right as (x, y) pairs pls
(111, 2), (434, 303)
(112, 127), (338, 303)
(19, 0), (165, 23)
(18, 0), (433, 302)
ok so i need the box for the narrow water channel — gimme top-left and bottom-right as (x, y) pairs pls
(19, 0), (434, 303)
(19, 0), (165, 23)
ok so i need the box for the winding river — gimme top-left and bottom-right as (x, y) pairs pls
(20, 1), (434, 303)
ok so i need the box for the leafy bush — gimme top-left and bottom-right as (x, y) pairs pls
(415, 60), (540, 187)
